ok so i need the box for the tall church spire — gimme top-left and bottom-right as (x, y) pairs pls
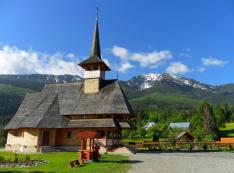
(79, 9), (110, 71)
(90, 8), (101, 59)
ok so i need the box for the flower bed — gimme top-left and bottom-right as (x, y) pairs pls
(0, 154), (48, 168)
(0, 160), (48, 168)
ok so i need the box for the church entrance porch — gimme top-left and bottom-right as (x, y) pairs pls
(39, 129), (122, 152)
(5, 128), (122, 153)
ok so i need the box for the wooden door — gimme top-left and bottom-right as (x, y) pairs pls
(42, 131), (50, 146)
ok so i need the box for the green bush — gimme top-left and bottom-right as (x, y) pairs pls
(14, 153), (18, 163)
(25, 155), (31, 162)
(6, 158), (11, 163)
(202, 144), (208, 151)
(229, 144), (234, 151)
(0, 155), (5, 163)
(189, 144), (193, 151)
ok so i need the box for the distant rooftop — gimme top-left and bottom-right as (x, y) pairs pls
(169, 122), (190, 129)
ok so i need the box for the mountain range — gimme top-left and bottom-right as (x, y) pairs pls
(0, 73), (233, 116)
(121, 73), (234, 110)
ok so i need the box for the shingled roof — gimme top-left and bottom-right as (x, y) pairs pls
(4, 80), (133, 130)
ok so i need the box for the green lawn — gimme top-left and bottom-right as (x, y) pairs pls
(219, 123), (234, 137)
(121, 137), (152, 143)
(0, 151), (130, 173)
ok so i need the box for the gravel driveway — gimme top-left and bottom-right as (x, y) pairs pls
(128, 152), (234, 173)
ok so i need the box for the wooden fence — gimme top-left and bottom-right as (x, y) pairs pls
(122, 141), (234, 150)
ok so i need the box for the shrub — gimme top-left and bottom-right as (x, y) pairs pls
(14, 153), (18, 163)
(202, 144), (208, 151)
(229, 144), (234, 151)
(25, 155), (31, 162)
(6, 158), (11, 163)
(0, 155), (5, 163)
(189, 144), (193, 151)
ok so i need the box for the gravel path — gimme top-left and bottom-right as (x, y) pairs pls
(128, 152), (234, 173)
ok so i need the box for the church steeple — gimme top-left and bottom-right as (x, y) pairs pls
(79, 10), (110, 71)
(79, 10), (110, 94)
(90, 10), (101, 59)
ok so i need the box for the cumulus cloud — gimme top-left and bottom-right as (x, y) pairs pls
(202, 57), (229, 67)
(197, 67), (206, 72)
(117, 62), (134, 73)
(0, 45), (82, 75)
(166, 62), (191, 75)
(112, 45), (129, 60)
(131, 51), (172, 67)
(66, 53), (77, 59)
(111, 45), (172, 71)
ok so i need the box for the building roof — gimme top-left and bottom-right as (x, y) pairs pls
(67, 119), (117, 128)
(169, 122), (190, 129)
(4, 80), (133, 130)
(119, 122), (131, 129)
(143, 122), (156, 130)
(175, 131), (194, 141)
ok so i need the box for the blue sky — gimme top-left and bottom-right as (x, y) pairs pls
(0, 0), (233, 85)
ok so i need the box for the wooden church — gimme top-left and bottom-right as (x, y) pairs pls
(4, 14), (133, 152)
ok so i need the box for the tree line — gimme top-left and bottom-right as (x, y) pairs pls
(123, 101), (234, 141)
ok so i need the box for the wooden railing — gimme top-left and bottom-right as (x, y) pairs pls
(122, 141), (234, 150)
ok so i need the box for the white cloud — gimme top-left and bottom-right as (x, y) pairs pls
(66, 53), (77, 59)
(197, 67), (206, 72)
(131, 50), (172, 67)
(166, 62), (191, 75)
(112, 45), (129, 60)
(0, 45), (82, 75)
(117, 62), (134, 73)
(202, 57), (229, 67)
(111, 45), (172, 70)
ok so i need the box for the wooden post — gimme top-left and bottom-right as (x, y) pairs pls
(89, 138), (92, 151)
(81, 139), (83, 150)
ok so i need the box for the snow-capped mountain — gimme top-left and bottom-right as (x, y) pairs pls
(1, 74), (82, 84)
(127, 73), (214, 91)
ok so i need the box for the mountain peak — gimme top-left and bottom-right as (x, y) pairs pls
(127, 73), (214, 91)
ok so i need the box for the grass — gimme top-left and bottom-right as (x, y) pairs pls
(0, 151), (130, 173)
(121, 138), (152, 143)
(219, 123), (234, 137)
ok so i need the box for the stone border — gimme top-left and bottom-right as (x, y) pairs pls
(0, 160), (49, 168)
